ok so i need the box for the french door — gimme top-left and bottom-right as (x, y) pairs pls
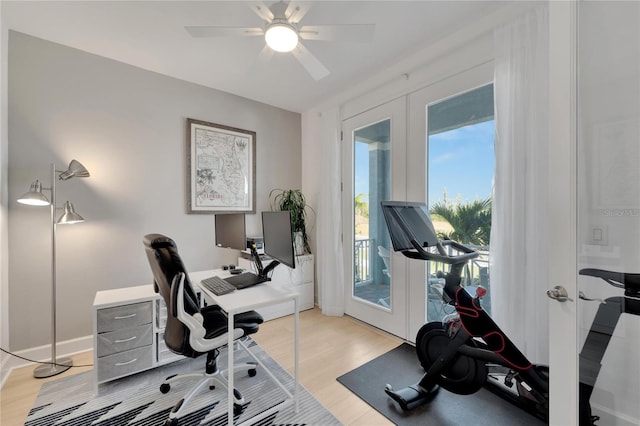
(341, 4), (639, 424)
(342, 97), (408, 338)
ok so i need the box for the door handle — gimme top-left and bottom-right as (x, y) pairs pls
(546, 285), (573, 302)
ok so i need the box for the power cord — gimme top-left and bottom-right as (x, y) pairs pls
(0, 347), (93, 368)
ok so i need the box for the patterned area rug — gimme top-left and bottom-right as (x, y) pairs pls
(26, 338), (339, 425)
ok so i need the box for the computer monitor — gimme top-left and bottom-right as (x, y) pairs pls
(262, 211), (296, 270)
(214, 213), (245, 250)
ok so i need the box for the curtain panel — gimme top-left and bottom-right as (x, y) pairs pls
(491, 5), (550, 364)
(313, 107), (345, 316)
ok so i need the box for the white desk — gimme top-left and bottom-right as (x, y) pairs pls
(191, 269), (300, 426)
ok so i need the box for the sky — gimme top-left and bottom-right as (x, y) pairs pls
(354, 120), (495, 208)
(428, 120), (495, 206)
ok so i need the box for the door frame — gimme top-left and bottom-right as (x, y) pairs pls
(547, 1), (578, 424)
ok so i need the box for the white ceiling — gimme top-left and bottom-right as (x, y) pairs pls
(3, 1), (510, 113)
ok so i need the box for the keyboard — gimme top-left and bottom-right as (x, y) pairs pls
(224, 272), (268, 289)
(200, 276), (236, 295)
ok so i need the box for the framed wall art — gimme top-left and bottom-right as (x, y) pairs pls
(186, 118), (256, 213)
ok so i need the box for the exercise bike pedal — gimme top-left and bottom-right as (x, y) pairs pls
(385, 383), (439, 411)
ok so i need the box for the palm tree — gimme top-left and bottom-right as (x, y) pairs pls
(354, 193), (369, 218)
(430, 197), (491, 245)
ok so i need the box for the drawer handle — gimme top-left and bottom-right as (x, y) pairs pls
(113, 313), (137, 320)
(115, 358), (138, 367)
(114, 336), (137, 344)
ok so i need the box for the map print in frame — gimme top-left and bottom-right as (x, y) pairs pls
(187, 118), (256, 213)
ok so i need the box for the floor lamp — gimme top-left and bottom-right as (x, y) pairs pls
(17, 159), (90, 378)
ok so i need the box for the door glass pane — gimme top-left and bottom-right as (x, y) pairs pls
(353, 119), (391, 308)
(577, 2), (640, 424)
(427, 84), (494, 322)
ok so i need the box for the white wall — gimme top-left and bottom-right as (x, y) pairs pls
(6, 31), (301, 355)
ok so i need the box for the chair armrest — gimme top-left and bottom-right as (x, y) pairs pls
(172, 272), (241, 353)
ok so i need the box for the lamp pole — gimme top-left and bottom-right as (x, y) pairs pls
(33, 163), (73, 378)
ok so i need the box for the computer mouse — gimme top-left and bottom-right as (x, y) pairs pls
(229, 268), (243, 275)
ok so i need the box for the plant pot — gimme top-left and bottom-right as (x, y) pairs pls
(294, 231), (305, 256)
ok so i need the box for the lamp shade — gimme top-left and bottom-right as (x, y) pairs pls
(17, 180), (50, 206)
(58, 160), (90, 180)
(265, 23), (298, 52)
(57, 201), (85, 224)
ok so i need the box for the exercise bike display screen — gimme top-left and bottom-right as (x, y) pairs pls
(381, 201), (439, 251)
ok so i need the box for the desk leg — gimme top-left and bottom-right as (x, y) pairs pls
(227, 311), (234, 426)
(294, 296), (299, 412)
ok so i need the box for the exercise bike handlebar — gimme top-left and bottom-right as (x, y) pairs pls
(579, 268), (640, 297)
(402, 238), (479, 265)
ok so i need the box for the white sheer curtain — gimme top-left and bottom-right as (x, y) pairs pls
(312, 107), (345, 316)
(491, 5), (550, 364)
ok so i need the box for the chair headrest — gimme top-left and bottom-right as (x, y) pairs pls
(143, 233), (177, 249)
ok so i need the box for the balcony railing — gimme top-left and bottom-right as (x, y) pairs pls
(354, 239), (489, 284)
(427, 243), (490, 288)
(354, 238), (373, 283)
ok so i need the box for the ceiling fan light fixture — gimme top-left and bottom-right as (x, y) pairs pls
(265, 23), (298, 52)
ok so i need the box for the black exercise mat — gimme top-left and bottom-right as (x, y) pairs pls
(337, 343), (545, 425)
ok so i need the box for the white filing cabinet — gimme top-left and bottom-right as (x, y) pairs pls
(238, 254), (314, 320)
(92, 285), (200, 391)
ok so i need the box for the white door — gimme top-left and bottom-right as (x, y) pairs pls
(574, 2), (640, 425)
(546, 2), (640, 425)
(342, 97), (408, 338)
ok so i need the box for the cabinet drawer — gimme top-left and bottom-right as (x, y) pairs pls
(97, 324), (153, 357)
(97, 345), (153, 383)
(97, 302), (152, 333)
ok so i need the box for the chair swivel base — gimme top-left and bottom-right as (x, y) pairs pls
(160, 362), (257, 426)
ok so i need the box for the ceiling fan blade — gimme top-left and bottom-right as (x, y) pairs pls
(285, 1), (312, 24)
(299, 24), (375, 42)
(290, 42), (330, 81)
(185, 26), (264, 38)
(258, 44), (274, 63)
(249, 1), (274, 23)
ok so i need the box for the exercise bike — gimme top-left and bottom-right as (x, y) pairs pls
(380, 201), (640, 424)
(380, 201), (549, 421)
(578, 268), (640, 425)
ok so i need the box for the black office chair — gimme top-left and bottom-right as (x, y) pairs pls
(143, 233), (264, 426)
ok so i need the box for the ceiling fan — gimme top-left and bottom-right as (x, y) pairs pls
(185, 1), (375, 80)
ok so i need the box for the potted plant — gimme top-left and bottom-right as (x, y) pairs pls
(269, 189), (313, 255)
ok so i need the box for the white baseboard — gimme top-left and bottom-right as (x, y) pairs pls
(0, 335), (93, 389)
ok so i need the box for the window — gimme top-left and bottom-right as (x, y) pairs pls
(427, 83), (494, 320)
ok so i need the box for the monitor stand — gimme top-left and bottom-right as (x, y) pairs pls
(249, 244), (280, 281)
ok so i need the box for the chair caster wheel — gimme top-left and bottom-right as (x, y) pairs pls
(160, 383), (171, 394)
(234, 404), (244, 415)
(248, 368), (257, 377)
(164, 418), (178, 426)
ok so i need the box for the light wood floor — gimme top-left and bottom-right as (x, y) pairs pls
(1, 307), (402, 425)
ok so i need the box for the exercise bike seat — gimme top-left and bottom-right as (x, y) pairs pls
(579, 268), (640, 297)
